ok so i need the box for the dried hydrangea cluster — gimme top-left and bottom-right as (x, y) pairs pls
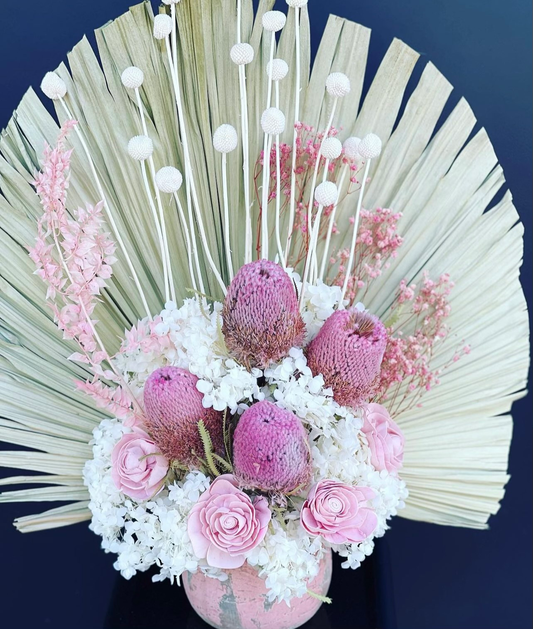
(28, 0), (464, 610)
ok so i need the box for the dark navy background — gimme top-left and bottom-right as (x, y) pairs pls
(0, 1), (531, 628)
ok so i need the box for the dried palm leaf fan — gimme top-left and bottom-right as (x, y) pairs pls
(0, 0), (528, 544)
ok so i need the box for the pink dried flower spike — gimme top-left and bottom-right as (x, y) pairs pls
(222, 260), (305, 369)
(307, 308), (387, 408)
(232, 401), (311, 494)
(143, 366), (224, 465)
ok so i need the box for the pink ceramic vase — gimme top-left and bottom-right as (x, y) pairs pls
(183, 550), (333, 629)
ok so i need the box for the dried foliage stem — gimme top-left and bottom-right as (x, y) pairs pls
(301, 159), (330, 297)
(139, 160), (170, 300)
(134, 86), (175, 303)
(172, 192), (198, 293)
(164, 29), (226, 295)
(274, 83), (285, 267)
(260, 32), (277, 259)
(299, 99), (338, 308)
(320, 163), (348, 280)
(236, 0), (252, 264)
(221, 153), (234, 280)
(285, 5), (302, 260)
(339, 158), (371, 308)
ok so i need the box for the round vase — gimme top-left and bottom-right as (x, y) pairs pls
(183, 550), (332, 629)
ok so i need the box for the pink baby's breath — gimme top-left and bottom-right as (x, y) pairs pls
(374, 272), (463, 415)
(253, 123), (357, 264)
(331, 207), (403, 304)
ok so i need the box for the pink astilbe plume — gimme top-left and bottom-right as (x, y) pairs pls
(143, 366), (224, 465)
(76, 380), (136, 423)
(29, 121), (138, 417)
(307, 308), (388, 408)
(222, 260), (305, 369)
(375, 272), (468, 416)
(232, 401), (311, 494)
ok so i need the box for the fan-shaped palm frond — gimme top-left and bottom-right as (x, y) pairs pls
(0, 0), (528, 531)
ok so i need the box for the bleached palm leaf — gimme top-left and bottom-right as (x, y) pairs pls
(0, 0), (528, 531)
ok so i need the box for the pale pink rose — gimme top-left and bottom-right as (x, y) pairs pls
(361, 403), (404, 473)
(111, 430), (169, 501)
(187, 474), (271, 569)
(300, 479), (377, 544)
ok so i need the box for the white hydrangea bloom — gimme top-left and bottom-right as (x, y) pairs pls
(247, 514), (325, 604)
(287, 269), (347, 341)
(117, 299), (261, 413)
(84, 418), (219, 583)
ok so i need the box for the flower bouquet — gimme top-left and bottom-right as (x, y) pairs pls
(0, 1), (529, 628)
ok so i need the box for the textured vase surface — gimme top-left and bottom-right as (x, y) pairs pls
(183, 550), (333, 629)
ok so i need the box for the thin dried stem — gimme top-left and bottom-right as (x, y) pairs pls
(339, 158), (371, 308)
(284, 5), (302, 260)
(260, 32), (276, 259)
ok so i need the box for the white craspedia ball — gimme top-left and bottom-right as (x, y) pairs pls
(121, 66), (144, 89)
(153, 14), (173, 40)
(213, 124), (238, 153)
(261, 107), (286, 135)
(315, 181), (338, 206)
(343, 136), (361, 160)
(127, 135), (154, 161)
(230, 43), (254, 65)
(321, 137), (343, 160)
(267, 58), (289, 81)
(262, 10), (286, 32)
(326, 72), (351, 98)
(40, 72), (67, 100)
(358, 133), (382, 159)
(155, 166), (183, 193)
(286, 0), (308, 7)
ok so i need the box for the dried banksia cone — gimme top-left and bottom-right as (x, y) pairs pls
(143, 366), (224, 465)
(222, 260), (306, 369)
(307, 309), (387, 408)
(233, 401), (312, 494)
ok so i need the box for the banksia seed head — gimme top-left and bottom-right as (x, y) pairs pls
(306, 308), (387, 408)
(233, 401), (311, 494)
(222, 260), (306, 369)
(143, 366), (224, 465)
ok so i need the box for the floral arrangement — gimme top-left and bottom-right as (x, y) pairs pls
(0, 0), (528, 625)
(32, 121), (415, 600)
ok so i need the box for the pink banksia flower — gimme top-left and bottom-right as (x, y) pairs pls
(306, 308), (387, 408)
(232, 401), (311, 494)
(143, 366), (224, 465)
(222, 260), (305, 369)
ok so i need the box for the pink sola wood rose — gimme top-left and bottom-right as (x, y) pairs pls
(301, 479), (377, 544)
(232, 401), (311, 494)
(111, 430), (169, 501)
(362, 403), (405, 473)
(306, 308), (387, 407)
(222, 260), (305, 369)
(187, 474), (271, 569)
(143, 366), (224, 465)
